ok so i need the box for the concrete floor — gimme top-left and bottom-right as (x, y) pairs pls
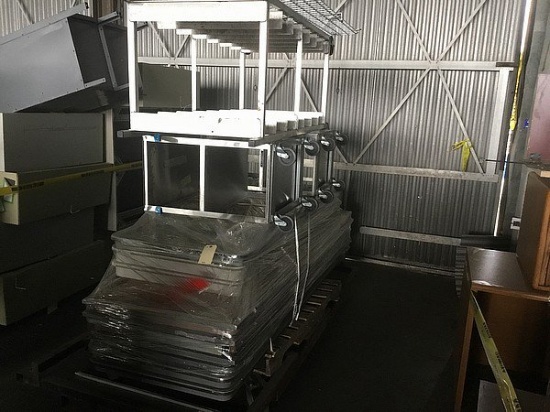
(274, 262), (459, 411)
(0, 261), (461, 411)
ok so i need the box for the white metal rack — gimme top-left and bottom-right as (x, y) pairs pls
(126, 0), (356, 142)
(125, 0), (355, 226)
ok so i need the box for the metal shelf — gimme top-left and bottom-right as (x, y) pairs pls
(128, 0), (356, 53)
(173, 11), (327, 53)
(130, 110), (325, 142)
(126, 1), (356, 140)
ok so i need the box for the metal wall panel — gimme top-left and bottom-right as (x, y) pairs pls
(349, 173), (498, 268)
(325, 0), (522, 61)
(0, 0), (88, 36)
(321, 69), (500, 170)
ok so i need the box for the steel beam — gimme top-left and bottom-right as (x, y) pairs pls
(137, 57), (514, 72)
(294, 38), (303, 112)
(332, 162), (500, 182)
(191, 36), (198, 111)
(175, 36), (190, 59)
(395, 0), (432, 62)
(239, 51), (246, 109)
(257, 19), (268, 135)
(321, 53), (330, 114)
(127, 15), (139, 114)
(360, 226), (462, 246)
(486, 70), (511, 175)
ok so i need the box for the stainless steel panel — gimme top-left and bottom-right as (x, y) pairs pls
(0, 12), (127, 112)
(0, 162), (113, 225)
(102, 23), (129, 88)
(0, 240), (110, 325)
(0, 19), (85, 113)
(69, 16), (111, 84)
(204, 146), (249, 213)
(0, 208), (94, 273)
(146, 142), (201, 209)
(139, 63), (197, 109)
(0, 113), (104, 172)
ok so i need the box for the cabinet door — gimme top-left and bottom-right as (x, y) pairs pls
(517, 172), (550, 290)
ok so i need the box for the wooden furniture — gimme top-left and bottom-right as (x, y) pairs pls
(454, 247), (550, 411)
(517, 172), (550, 291)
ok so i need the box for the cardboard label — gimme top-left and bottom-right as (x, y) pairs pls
(198, 245), (217, 265)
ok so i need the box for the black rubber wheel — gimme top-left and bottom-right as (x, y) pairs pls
(318, 189), (334, 203)
(304, 140), (321, 156)
(302, 197), (319, 211)
(335, 133), (346, 145)
(331, 180), (345, 191)
(276, 215), (294, 231)
(276, 147), (296, 166)
(321, 136), (336, 152)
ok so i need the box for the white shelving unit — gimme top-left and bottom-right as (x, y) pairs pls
(125, 0), (356, 227)
(126, 0), (356, 142)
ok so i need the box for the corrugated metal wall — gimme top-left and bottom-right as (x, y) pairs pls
(324, 0), (522, 269)
(0, 0), (525, 270)
(328, 0), (521, 61)
(0, 0), (90, 36)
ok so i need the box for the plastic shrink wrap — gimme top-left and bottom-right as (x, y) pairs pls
(83, 200), (352, 400)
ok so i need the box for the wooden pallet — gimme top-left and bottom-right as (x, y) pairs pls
(255, 279), (341, 378)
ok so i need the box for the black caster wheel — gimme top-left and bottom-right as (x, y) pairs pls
(331, 180), (345, 191)
(276, 146), (296, 166)
(335, 132), (346, 145)
(318, 189), (334, 203)
(320, 136), (336, 151)
(275, 215), (294, 231)
(304, 140), (320, 156)
(301, 197), (319, 211)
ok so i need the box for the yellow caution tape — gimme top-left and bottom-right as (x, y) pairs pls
(452, 138), (472, 172)
(470, 292), (522, 412)
(0, 161), (143, 198)
(509, 53), (524, 132)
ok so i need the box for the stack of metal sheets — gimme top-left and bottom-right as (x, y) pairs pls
(83, 200), (351, 400)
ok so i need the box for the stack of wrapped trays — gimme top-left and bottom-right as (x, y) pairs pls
(83, 200), (352, 401)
